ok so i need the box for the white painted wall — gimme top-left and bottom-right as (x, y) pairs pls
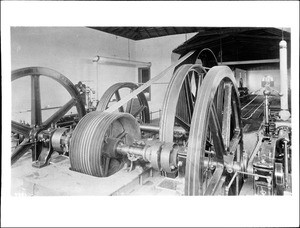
(11, 27), (137, 97)
(11, 27), (137, 122)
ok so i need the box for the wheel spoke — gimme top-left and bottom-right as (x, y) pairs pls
(209, 103), (225, 161)
(31, 75), (42, 126)
(232, 98), (241, 129)
(228, 130), (241, 154)
(187, 73), (195, 109)
(183, 76), (193, 123)
(11, 138), (32, 165)
(204, 163), (224, 195)
(125, 98), (134, 114)
(132, 105), (146, 118)
(103, 156), (111, 177)
(11, 121), (31, 138)
(175, 115), (190, 131)
(43, 98), (77, 129)
(116, 130), (126, 140)
(221, 83), (232, 150)
(195, 73), (201, 100)
(215, 81), (224, 127)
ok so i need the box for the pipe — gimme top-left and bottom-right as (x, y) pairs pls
(93, 55), (151, 68)
(279, 40), (290, 121)
(284, 140), (289, 187)
(264, 93), (270, 135)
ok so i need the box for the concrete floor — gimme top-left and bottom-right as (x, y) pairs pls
(11, 151), (181, 196)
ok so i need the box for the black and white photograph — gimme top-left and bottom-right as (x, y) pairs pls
(1, 1), (299, 227)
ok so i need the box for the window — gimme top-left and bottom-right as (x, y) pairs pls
(138, 67), (151, 101)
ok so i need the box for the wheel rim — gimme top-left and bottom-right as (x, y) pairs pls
(97, 82), (150, 124)
(185, 66), (243, 195)
(11, 67), (86, 164)
(160, 64), (206, 142)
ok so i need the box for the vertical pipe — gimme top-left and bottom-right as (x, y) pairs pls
(284, 140), (289, 187)
(96, 63), (99, 101)
(235, 173), (239, 195)
(279, 40), (290, 121)
(264, 94), (269, 134)
(92, 55), (100, 101)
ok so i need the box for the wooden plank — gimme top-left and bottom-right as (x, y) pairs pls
(104, 51), (195, 113)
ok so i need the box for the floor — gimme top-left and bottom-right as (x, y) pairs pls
(11, 151), (181, 196)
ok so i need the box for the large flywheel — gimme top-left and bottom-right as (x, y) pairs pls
(160, 64), (206, 142)
(97, 82), (150, 123)
(185, 66), (243, 195)
(11, 67), (86, 166)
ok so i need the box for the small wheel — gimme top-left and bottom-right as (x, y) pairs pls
(160, 64), (206, 142)
(185, 66), (243, 195)
(69, 111), (141, 177)
(11, 67), (86, 165)
(97, 82), (150, 124)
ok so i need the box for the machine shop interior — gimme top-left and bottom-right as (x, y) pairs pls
(9, 25), (295, 198)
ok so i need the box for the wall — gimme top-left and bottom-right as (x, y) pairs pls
(247, 67), (291, 94)
(11, 27), (137, 122)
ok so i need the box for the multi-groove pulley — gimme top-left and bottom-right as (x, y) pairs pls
(69, 111), (180, 177)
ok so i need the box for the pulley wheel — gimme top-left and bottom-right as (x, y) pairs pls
(160, 64), (206, 142)
(70, 111), (141, 177)
(97, 82), (150, 123)
(11, 67), (86, 164)
(185, 66), (243, 195)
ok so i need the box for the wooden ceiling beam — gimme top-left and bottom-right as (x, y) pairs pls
(191, 27), (258, 37)
(236, 34), (288, 40)
(163, 27), (170, 36)
(175, 33), (232, 52)
(143, 28), (152, 39)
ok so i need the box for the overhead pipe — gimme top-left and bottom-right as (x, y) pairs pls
(92, 55), (151, 68)
(279, 40), (290, 121)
